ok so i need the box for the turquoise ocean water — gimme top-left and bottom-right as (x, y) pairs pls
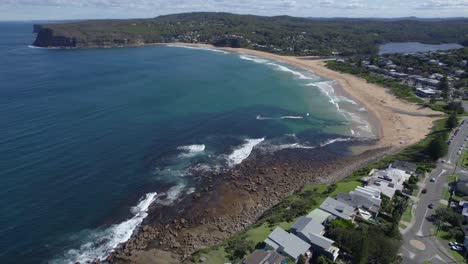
(0, 22), (374, 263)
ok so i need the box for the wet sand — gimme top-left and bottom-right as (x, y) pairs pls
(107, 43), (443, 264)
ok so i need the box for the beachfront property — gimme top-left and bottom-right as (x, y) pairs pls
(264, 227), (311, 261)
(362, 165), (413, 198)
(389, 160), (418, 175)
(415, 87), (437, 98)
(291, 217), (340, 261)
(307, 209), (333, 224)
(319, 197), (355, 221)
(243, 250), (284, 264)
(337, 186), (382, 219)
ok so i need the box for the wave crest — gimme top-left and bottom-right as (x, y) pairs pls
(228, 138), (265, 165)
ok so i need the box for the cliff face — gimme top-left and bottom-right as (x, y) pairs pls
(33, 28), (77, 48)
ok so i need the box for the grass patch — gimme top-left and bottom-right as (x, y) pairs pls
(192, 116), (449, 263)
(434, 227), (467, 263)
(461, 150), (468, 169)
(401, 201), (413, 223)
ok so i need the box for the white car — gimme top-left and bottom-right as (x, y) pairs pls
(458, 151), (462, 155)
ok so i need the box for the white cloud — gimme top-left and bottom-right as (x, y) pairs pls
(418, 0), (468, 9)
(0, 0), (466, 20)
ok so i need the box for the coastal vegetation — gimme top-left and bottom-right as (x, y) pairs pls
(191, 116), (450, 263)
(33, 12), (468, 56)
(326, 60), (424, 103)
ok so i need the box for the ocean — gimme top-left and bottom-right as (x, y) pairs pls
(0, 22), (374, 263)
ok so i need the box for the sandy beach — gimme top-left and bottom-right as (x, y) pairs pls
(163, 42), (442, 150)
(108, 43), (445, 264)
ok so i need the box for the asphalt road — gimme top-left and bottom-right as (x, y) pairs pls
(400, 119), (468, 264)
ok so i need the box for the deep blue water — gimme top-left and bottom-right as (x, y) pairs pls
(0, 22), (372, 264)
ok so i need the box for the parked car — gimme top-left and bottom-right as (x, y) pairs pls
(430, 178), (436, 182)
(428, 204), (434, 209)
(422, 188), (427, 194)
(458, 151), (462, 155)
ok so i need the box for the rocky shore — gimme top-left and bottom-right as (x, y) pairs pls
(105, 143), (394, 264)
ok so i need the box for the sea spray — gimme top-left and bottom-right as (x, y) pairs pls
(228, 138), (265, 165)
(56, 192), (158, 263)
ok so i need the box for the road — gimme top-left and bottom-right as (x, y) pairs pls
(400, 119), (468, 264)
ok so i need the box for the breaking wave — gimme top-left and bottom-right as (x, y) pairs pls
(238, 54), (317, 80)
(177, 144), (206, 157)
(228, 138), (265, 165)
(320, 137), (353, 147)
(166, 45), (229, 54)
(54, 192), (158, 263)
(256, 115), (304, 120)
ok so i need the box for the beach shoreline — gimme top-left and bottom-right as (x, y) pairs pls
(102, 43), (444, 264)
(161, 42), (442, 150)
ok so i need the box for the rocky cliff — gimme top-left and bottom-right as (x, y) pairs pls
(33, 27), (77, 48)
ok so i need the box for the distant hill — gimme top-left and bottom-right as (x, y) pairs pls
(33, 12), (468, 56)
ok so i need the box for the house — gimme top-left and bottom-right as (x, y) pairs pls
(264, 227), (311, 261)
(364, 167), (411, 198)
(464, 236), (468, 249)
(244, 250), (284, 264)
(291, 217), (340, 261)
(307, 209), (332, 224)
(390, 161), (417, 175)
(416, 87), (437, 98)
(319, 197), (355, 220)
(456, 174), (468, 196)
(336, 187), (381, 219)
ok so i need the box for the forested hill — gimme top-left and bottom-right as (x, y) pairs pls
(33, 12), (468, 56)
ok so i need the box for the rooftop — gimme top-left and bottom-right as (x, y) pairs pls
(291, 216), (325, 235)
(265, 227), (311, 260)
(319, 197), (355, 220)
(306, 209), (332, 224)
(244, 250), (284, 264)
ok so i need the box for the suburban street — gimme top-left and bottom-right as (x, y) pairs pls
(400, 118), (468, 264)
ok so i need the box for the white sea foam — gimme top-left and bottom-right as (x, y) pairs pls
(166, 45), (229, 54)
(275, 143), (316, 150)
(27, 45), (47, 49)
(177, 144), (206, 157)
(256, 115), (274, 120)
(239, 54), (316, 80)
(267, 62), (313, 80)
(257, 115), (304, 120)
(57, 192), (158, 264)
(358, 107), (368, 112)
(320, 137), (353, 147)
(308, 81), (342, 113)
(337, 96), (358, 105)
(281, 116), (304, 119)
(239, 54), (269, 63)
(228, 138), (265, 165)
(186, 187), (196, 195)
(158, 184), (186, 206)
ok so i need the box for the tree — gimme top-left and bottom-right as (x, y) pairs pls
(297, 254), (307, 264)
(317, 255), (334, 264)
(440, 76), (449, 99)
(447, 111), (459, 129)
(433, 207), (463, 227)
(428, 133), (449, 160)
(446, 101), (465, 114)
(429, 96), (437, 104)
(225, 237), (254, 260)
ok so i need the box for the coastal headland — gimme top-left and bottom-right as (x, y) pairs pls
(103, 43), (442, 264)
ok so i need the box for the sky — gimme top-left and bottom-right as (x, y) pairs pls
(0, 0), (467, 21)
